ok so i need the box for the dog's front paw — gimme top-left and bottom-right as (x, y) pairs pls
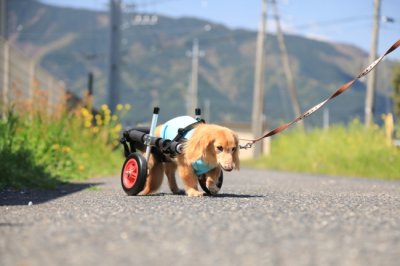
(186, 188), (204, 197)
(207, 184), (220, 195)
(206, 177), (220, 195)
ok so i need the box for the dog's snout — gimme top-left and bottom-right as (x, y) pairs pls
(221, 163), (234, 172)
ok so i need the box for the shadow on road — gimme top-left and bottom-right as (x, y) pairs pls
(210, 193), (265, 198)
(127, 192), (265, 198)
(0, 182), (103, 206)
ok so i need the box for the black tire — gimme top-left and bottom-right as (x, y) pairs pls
(198, 171), (223, 195)
(121, 153), (148, 196)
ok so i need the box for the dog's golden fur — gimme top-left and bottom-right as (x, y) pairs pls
(140, 123), (240, 197)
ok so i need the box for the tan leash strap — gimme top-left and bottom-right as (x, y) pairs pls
(239, 39), (400, 147)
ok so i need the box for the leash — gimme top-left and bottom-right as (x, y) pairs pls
(239, 39), (400, 150)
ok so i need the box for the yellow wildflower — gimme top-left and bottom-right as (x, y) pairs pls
(52, 144), (60, 151)
(116, 104), (123, 111)
(81, 108), (90, 117)
(104, 114), (111, 125)
(124, 104), (131, 110)
(113, 123), (122, 132)
(62, 146), (71, 154)
(101, 104), (109, 111)
(95, 115), (103, 126)
(78, 165), (85, 172)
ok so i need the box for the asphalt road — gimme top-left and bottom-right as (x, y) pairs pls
(1, 169), (400, 266)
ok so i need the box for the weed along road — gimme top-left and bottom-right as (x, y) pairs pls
(1, 169), (400, 266)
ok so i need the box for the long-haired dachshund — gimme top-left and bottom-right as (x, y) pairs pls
(140, 116), (240, 197)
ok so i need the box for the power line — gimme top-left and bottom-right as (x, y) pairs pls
(291, 15), (372, 30)
(133, 0), (184, 8)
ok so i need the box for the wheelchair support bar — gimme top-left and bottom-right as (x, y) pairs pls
(195, 108), (201, 120)
(146, 107), (160, 161)
(122, 129), (184, 157)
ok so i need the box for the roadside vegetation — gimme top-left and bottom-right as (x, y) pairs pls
(245, 118), (400, 180)
(0, 103), (128, 189)
(1, 100), (399, 190)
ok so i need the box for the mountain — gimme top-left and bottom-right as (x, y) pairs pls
(7, 0), (396, 127)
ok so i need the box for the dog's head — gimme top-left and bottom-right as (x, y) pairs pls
(185, 124), (240, 171)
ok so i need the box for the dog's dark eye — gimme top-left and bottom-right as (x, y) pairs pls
(216, 146), (223, 152)
(232, 147), (236, 153)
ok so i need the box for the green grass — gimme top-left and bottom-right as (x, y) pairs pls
(86, 185), (101, 191)
(2, 104), (398, 189)
(0, 105), (125, 190)
(245, 119), (400, 180)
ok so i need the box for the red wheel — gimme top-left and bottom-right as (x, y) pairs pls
(121, 153), (147, 196)
(122, 159), (138, 189)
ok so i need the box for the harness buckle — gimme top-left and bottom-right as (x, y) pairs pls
(239, 142), (253, 150)
(143, 134), (152, 146)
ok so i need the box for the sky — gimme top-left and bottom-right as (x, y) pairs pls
(40, 0), (400, 60)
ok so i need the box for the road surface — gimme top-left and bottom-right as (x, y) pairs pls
(1, 169), (400, 266)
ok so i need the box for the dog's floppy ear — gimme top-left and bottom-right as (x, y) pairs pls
(233, 133), (240, 170)
(184, 125), (214, 163)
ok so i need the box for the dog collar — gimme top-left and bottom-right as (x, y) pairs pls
(192, 159), (215, 176)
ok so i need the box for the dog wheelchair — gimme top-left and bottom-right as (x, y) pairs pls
(119, 107), (223, 196)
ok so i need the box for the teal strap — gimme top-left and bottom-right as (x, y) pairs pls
(191, 159), (215, 175)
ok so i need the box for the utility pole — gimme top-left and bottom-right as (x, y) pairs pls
(204, 98), (211, 122)
(107, 0), (122, 113)
(87, 72), (94, 112)
(323, 107), (329, 130)
(0, 0), (8, 118)
(0, 0), (6, 38)
(365, 0), (381, 127)
(252, 0), (268, 157)
(187, 39), (204, 116)
(272, 0), (303, 129)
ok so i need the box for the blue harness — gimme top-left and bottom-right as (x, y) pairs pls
(191, 159), (214, 175)
(160, 116), (214, 175)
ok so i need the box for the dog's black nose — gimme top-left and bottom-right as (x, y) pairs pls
(221, 166), (233, 172)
